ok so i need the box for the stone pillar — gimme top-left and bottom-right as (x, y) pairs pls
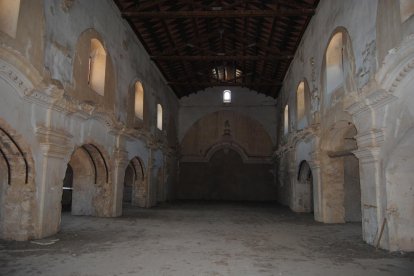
(146, 142), (156, 207)
(35, 126), (73, 239)
(353, 140), (383, 245)
(309, 147), (323, 222)
(112, 148), (129, 217)
(345, 88), (396, 248)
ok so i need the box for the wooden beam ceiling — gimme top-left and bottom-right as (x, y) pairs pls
(113, 0), (320, 98)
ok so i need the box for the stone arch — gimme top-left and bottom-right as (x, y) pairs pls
(0, 120), (36, 240)
(126, 78), (146, 129)
(284, 104), (289, 135)
(178, 110), (275, 201)
(320, 121), (361, 223)
(0, 0), (21, 38)
(296, 79), (311, 130)
(321, 27), (356, 109)
(72, 28), (116, 111)
(123, 156), (146, 208)
(66, 143), (112, 217)
(205, 142), (250, 163)
(292, 160), (313, 213)
(180, 110), (273, 160)
(157, 103), (163, 130)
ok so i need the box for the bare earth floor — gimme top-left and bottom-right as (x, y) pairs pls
(1, 201), (413, 276)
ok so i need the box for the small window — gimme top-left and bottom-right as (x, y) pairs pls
(88, 38), (106, 96)
(223, 90), (231, 103)
(157, 104), (163, 130)
(400, 0), (414, 22)
(0, 0), (21, 38)
(284, 105), (289, 135)
(326, 32), (344, 96)
(134, 81), (144, 120)
(297, 82), (305, 122)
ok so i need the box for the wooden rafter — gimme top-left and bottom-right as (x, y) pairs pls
(123, 9), (315, 19)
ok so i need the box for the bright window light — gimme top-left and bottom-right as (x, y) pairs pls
(223, 90), (231, 103)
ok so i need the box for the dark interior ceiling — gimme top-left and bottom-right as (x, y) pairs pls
(113, 0), (319, 98)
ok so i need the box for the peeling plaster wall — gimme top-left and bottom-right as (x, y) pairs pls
(0, 0), (179, 241)
(276, 0), (414, 251)
(43, 0), (179, 130)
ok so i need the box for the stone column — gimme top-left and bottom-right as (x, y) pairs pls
(146, 142), (156, 207)
(112, 148), (129, 217)
(345, 88), (396, 248)
(35, 126), (73, 239)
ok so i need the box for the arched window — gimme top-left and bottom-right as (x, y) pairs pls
(223, 90), (231, 103)
(88, 38), (106, 96)
(0, 0), (21, 38)
(400, 0), (414, 22)
(297, 82), (305, 122)
(284, 105), (289, 135)
(157, 104), (163, 130)
(134, 81), (144, 120)
(326, 32), (344, 96)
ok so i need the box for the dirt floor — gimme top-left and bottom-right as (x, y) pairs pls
(1, 201), (413, 276)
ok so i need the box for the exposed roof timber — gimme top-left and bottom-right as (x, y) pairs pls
(152, 55), (293, 61)
(123, 9), (315, 19)
(168, 82), (282, 86)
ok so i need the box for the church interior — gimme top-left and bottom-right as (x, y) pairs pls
(1, 0), (414, 275)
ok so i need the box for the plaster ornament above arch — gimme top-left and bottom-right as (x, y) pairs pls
(377, 35), (414, 95)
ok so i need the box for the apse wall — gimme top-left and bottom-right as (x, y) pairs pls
(177, 110), (276, 201)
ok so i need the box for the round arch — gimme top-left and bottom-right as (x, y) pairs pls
(123, 156), (147, 208)
(0, 121), (36, 240)
(321, 27), (356, 109)
(64, 143), (112, 217)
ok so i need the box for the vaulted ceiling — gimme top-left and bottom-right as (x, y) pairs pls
(113, 0), (319, 98)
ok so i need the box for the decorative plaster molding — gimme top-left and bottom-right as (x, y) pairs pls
(0, 59), (33, 97)
(353, 147), (381, 164)
(355, 129), (385, 149)
(35, 126), (73, 159)
(377, 35), (414, 94)
(112, 148), (129, 166)
(181, 141), (272, 164)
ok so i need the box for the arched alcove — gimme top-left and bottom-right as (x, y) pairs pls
(322, 28), (356, 108)
(134, 81), (144, 120)
(400, 0), (414, 22)
(122, 157), (146, 208)
(295, 161), (313, 213)
(296, 80), (311, 130)
(0, 122), (35, 240)
(72, 29), (116, 111)
(321, 121), (361, 223)
(178, 110), (275, 201)
(284, 104), (289, 135)
(61, 164), (73, 212)
(88, 38), (106, 96)
(66, 144), (110, 217)
(157, 103), (163, 130)
(0, 0), (21, 38)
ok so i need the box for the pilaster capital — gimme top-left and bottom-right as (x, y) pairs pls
(112, 148), (129, 166)
(35, 126), (73, 159)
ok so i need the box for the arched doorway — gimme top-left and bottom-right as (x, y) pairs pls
(297, 161), (313, 213)
(63, 144), (110, 216)
(122, 157), (146, 207)
(61, 164), (73, 212)
(324, 122), (361, 223)
(123, 164), (134, 204)
(0, 124), (35, 240)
